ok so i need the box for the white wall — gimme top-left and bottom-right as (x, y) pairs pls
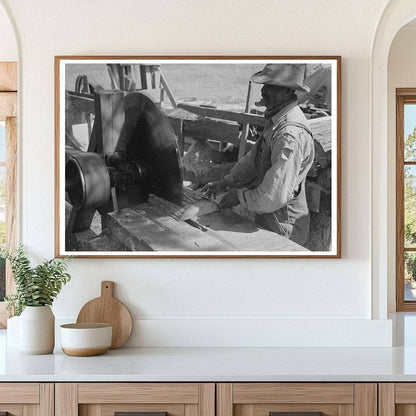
(387, 25), (416, 312)
(0, 3), (17, 61)
(0, 0), (393, 346)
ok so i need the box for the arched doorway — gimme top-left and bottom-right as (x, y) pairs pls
(371, 0), (416, 319)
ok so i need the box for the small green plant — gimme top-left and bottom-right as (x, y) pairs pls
(2, 245), (71, 316)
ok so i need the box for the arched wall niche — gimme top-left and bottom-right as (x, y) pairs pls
(371, 0), (416, 318)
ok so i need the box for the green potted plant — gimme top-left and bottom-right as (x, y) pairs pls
(2, 245), (71, 354)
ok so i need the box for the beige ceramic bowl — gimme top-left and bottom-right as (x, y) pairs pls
(60, 323), (112, 356)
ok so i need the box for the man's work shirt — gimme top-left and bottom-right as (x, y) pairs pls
(224, 102), (315, 245)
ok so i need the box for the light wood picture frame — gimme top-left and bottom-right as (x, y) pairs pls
(55, 56), (341, 258)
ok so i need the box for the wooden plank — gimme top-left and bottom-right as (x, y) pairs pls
(196, 210), (306, 251)
(354, 384), (377, 416)
(107, 186), (305, 252)
(78, 383), (199, 404)
(100, 403), (185, 416)
(233, 383), (353, 404)
(379, 384), (395, 416)
(0, 92), (17, 120)
(106, 206), (233, 251)
(0, 62), (17, 91)
(0, 383), (39, 403)
(169, 115), (241, 145)
(199, 384), (215, 416)
(217, 384), (233, 416)
(178, 103), (266, 127)
(160, 69), (177, 107)
(55, 383), (78, 416)
(395, 383), (416, 403)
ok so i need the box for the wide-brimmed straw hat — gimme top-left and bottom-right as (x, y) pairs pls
(251, 63), (310, 92)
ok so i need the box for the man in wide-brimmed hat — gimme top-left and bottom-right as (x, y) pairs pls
(202, 63), (315, 246)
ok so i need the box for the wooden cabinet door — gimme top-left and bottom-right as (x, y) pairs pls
(55, 383), (215, 416)
(217, 383), (377, 416)
(0, 383), (53, 416)
(379, 383), (416, 416)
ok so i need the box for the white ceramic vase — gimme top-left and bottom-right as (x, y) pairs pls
(19, 306), (55, 354)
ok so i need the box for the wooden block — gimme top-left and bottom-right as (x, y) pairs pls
(0, 62), (17, 91)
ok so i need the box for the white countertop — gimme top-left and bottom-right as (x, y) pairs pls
(2, 328), (416, 382)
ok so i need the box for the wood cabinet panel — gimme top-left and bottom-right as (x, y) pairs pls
(0, 383), (39, 404)
(233, 383), (354, 404)
(219, 383), (375, 416)
(57, 383), (214, 416)
(78, 383), (199, 404)
(81, 403), (185, 416)
(0, 383), (53, 416)
(395, 384), (416, 404)
(379, 384), (395, 416)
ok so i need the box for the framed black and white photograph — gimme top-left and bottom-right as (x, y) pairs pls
(55, 56), (341, 258)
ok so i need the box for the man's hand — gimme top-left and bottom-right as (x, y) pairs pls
(200, 179), (228, 197)
(219, 189), (239, 210)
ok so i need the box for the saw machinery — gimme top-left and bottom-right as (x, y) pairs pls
(65, 76), (182, 249)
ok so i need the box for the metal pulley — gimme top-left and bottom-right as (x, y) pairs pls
(65, 149), (111, 209)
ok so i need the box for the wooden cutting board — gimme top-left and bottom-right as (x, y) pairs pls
(76, 281), (133, 349)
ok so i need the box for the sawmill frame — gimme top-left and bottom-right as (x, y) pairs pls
(55, 56), (342, 258)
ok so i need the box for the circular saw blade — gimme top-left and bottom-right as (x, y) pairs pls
(124, 92), (183, 204)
